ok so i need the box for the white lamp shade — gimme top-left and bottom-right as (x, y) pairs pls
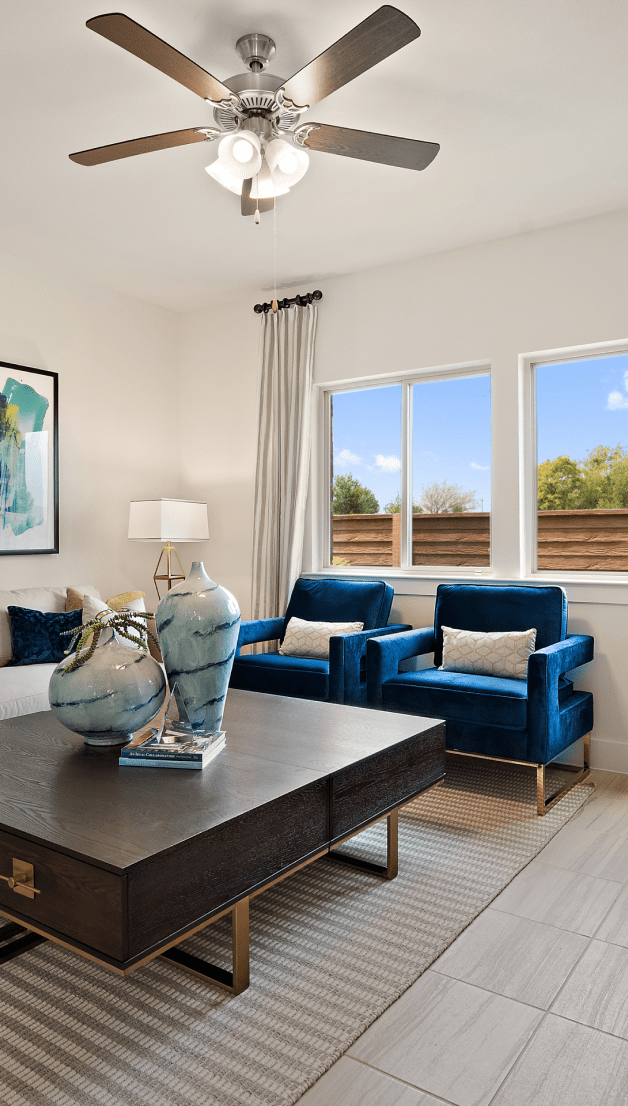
(128, 499), (209, 542)
(218, 130), (262, 180)
(265, 139), (309, 188)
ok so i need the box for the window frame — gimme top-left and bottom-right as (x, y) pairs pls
(520, 337), (628, 580)
(312, 360), (493, 577)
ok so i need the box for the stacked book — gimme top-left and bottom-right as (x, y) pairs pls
(120, 727), (226, 769)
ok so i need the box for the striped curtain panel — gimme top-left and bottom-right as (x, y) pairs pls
(251, 303), (318, 643)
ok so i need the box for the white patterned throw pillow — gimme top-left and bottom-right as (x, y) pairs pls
(279, 616), (364, 660)
(439, 625), (537, 681)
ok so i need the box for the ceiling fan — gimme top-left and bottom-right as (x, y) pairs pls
(69, 6), (440, 218)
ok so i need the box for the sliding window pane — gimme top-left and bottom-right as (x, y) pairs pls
(412, 375), (491, 566)
(331, 385), (401, 566)
(536, 352), (628, 571)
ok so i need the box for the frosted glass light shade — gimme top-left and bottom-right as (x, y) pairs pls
(218, 130), (262, 179)
(265, 139), (309, 188)
(206, 157), (290, 198)
(128, 499), (209, 542)
(205, 159), (244, 195)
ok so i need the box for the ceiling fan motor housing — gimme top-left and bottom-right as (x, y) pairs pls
(235, 33), (276, 73)
(215, 69), (300, 137)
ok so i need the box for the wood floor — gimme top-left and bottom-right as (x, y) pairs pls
(297, 769), (628, 1106)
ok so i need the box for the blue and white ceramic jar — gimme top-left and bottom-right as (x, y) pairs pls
(155, 561), (241, 734)
(48, 628), (167, 746)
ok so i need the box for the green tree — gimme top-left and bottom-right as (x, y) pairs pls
(383, 492), (422, 514)
(419, 480), (478, 514)
(332, 473), (379, 514)
(537, 445), (628, 510)
(537, 455), (583, 510)
(579, 445), (628, 508)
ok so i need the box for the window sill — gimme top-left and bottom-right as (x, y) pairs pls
(303, 568), (628, 605)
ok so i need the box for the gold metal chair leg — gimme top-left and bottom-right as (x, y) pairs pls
(537, 732), (591, 816)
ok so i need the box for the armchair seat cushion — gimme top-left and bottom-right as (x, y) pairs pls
(230, 652), (329, 701)
(382, 667), (529, 729)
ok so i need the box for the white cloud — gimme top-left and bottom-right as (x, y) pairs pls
(334, 448), (361, 466)
(607, 371), (628, 410)
(470, 461), (490, 470)
(375, 453), (402, 473)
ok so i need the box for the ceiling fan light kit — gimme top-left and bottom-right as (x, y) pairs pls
(70, 6), (440, 219)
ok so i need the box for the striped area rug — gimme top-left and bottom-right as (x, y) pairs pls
(0, 759), (592, 1106)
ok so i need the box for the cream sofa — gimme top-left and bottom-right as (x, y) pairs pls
(0, 585), (101, 720)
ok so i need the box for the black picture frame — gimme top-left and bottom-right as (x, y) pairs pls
(0, 361), (59, 555)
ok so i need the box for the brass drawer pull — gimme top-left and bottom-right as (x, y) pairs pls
(0, 859), (41, 898)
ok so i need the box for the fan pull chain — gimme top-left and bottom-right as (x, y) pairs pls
(271, 202), (278, 313)
(254, 172), (260, 224)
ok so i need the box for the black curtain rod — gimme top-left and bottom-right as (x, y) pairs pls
(253, 290), (323, 314)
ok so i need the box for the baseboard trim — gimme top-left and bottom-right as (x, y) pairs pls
(590, 736), (628, 775)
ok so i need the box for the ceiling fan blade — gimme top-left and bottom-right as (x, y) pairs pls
(241, 170), (275, 216)
(278, 5), (420, 109)
(299, 123), (440, 171)
(87, 13), (233, 103)
(69, 127), (212, 166)
(241, 177), (255, 216)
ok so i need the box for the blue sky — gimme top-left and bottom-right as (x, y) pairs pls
(332, 375), (491, 511)
(537, 354), (628, 464)
(332, 354), (628, 514)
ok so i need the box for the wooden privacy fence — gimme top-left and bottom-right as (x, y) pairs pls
(332, 509), (628, 571)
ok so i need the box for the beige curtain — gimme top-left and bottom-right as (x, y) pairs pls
(251, 303), (318, 632)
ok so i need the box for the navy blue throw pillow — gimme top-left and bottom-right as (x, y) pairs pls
(7, 606), (82, 666)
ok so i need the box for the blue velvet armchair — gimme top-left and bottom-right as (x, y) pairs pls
(230, 577), (411, 707)
(367, 584), (593, 814)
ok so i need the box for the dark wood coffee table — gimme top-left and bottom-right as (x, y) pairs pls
(0, 690), (445, 993)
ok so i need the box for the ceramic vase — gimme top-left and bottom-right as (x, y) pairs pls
(155, 561), (241, 734)
(48, 628), (167, 746)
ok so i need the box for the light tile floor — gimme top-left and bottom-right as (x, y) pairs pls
(297, 769), (628, 1106)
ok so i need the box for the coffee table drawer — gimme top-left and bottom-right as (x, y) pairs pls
(0, 828), (125, 960)
(330, 723), (446, 841)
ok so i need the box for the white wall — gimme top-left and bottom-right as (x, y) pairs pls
(178, 298), (261, 618)
(178, 206), (628, 770)
(0, 251), (180, 605)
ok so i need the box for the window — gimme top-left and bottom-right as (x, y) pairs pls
(331, 384), (402, 568)
(534, 349), (628, 573)
(325, 367), (491, 571)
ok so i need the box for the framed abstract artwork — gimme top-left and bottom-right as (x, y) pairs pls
(0, 361), (58, 555)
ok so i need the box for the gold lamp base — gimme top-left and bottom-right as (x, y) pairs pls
(153, 541), (186, 599)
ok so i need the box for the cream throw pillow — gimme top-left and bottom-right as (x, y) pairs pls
(81, 593), (147, 649)
(439, 625), (537, 681)
(279, 616), (364, 660)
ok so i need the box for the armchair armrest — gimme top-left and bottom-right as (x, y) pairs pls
(366, 627), (436, 707)
(528, 634), (594, 680)
(328, 624), (412, 705)
(236, 617), (284, 655)
(527, 634), (594, 763)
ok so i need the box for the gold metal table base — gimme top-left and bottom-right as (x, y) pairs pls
(0, 803), (408, 993)
(160, 897), (249, 994)
(328, 809), (399, 880)
(448, 732), (592, 817)
(0, 927), (47, 964)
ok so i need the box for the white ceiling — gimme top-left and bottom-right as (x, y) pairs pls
(1, 0), (627, 311)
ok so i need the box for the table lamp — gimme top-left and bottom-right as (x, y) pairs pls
(128, 499), (209, 598)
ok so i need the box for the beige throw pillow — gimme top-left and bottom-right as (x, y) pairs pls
(80, 593), (147, 649)
(439, 625), (537, 681)
(279, 616), (364, 660)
